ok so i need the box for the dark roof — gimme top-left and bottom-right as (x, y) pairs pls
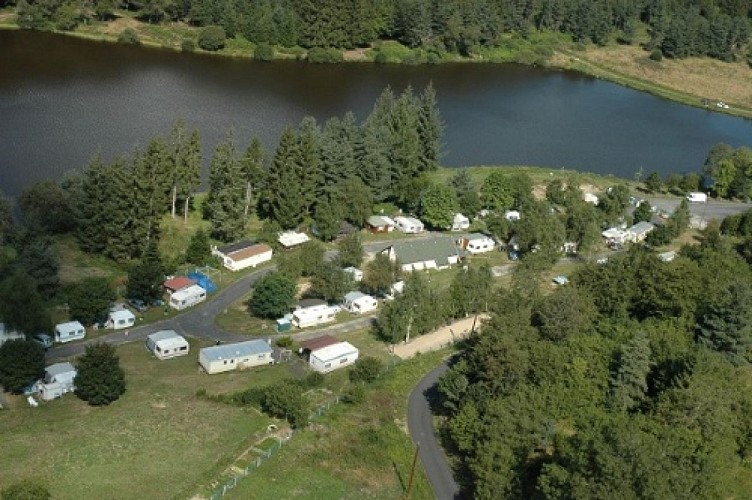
(300, 335), (339, 352)
(216, 240), (257, 255)
(388, 237), (459, 267)
(298, 298), (327, 309)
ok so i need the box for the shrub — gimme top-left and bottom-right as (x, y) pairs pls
(275, 336), (293, 348)
(305, 372), (325, 388)
(198, 26), (226, 51)
(649, 49), (663, 62)
(118, 28), (141, 46)
(1, 480), (51, 500)
(349, 356), (385, 384)
(181, 39), (195, 52)
(307, 47), (343, 64)
(255, 42), (274, 61)
(342, 384), (366, 404)
(373, 51), (388, 64)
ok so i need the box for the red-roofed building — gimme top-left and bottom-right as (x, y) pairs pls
(300, 335), (340, 354)
(163, 276), (197, 295)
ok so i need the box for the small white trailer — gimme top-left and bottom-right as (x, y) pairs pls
(169, 284), (207, 310)
(54, 321), (85, 343)
(686, 192), (707, 203)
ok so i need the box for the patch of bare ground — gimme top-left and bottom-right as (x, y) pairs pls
(343, 48), (369, 61)
(101, 15), (140, 35)
(570, 44), (752, 109)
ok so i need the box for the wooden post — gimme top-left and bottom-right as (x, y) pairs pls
(404, 444), (420, 500)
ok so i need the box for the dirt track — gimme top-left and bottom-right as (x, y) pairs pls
(393, 314), (489, 359)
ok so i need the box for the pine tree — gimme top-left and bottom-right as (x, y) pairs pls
(609, 331), (652, 412)
(356, 121), (392, 202)
(391, 88), (424, 204)
(295, 117), (322, 215)
(17, 237), (60, 299)
(75, 343), (126, 406)
(0, 192), (14, 246)
(451, 170), (481, 217)
(417, 83), (444, 172)
(77, 155), (111, 254)
(263, 127), (305, 229)
(240, 137), (265, 218)
(696, 280), (752, 364)
(167, 121), (202, 223)
(313, 198), (342, 242)
(204, 134), (247, 242)
(126, 239), (165, 304)
(185, 227), (212, 266)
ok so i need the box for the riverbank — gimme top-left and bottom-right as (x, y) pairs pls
(2, 7), (752, 121)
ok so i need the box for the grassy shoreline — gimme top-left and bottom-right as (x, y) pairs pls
(2, 9), (751, 120)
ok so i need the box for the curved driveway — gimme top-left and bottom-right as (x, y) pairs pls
(407, 360), (461, 500)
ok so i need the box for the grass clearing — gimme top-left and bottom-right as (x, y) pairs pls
(0, 339), (281, 499)
(225, 349), (450, 500)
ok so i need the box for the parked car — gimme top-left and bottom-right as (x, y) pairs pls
(552, 275), (569, 285)
(127, 298), (148, 313)
(32, 333), (53, 350)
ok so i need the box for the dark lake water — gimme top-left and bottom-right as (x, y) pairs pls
(1, 29), (751, 197)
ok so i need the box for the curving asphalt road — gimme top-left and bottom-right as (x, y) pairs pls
(407, 360), (461, 500)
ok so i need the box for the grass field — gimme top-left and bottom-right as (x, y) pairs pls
(224, 349), (450, 500)
(0, 339), (291, 499)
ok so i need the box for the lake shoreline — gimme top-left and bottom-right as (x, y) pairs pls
(2, 16), (751, 121)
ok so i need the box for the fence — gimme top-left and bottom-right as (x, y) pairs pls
(208, 395), (341, 499)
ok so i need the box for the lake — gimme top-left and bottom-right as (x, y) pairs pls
(1, 29), (751, 197)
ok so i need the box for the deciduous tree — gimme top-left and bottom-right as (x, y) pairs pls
(0, 339), (45, 394)
(75, 343), (126, 406)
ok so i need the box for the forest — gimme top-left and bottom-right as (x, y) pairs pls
(7, 0), (752, 62)
(437, 224), (752, 498)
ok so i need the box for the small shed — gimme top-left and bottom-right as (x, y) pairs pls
(504, 210), (521, 221)
(163, 276), (197, 295)
(38, 362), (77, 401)
(199, 339), (274, 374)
(583, 193), (599, 205)
(451, 213), (470, 231)
(54, 321), (85, 343)
(309, 341), (359, 373)
(275, 318), (292, 333)
(343, 291), (378, 314)
(366, 215), (396, 233)
(169, 284), (207, 310)
(105, 308), (135, 330)
(343, 266), (363, 282)
(146, 330), (190, 360)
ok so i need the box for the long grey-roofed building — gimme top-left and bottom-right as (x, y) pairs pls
(199, 339), (274, 374)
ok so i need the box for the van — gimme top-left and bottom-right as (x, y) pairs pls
(32, 333), (53, 350)
(686, 192), (707, 203)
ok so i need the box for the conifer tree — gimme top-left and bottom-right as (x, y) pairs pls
(240, 137), (265, 218)
(609, 331), (652, 412)
(0, 192), (14, 246)
(417, 83), (444, 172)
(356, 121), (392, 202)
(296, 117), (322, 215)
(75, 343), (126, 406)
(204, 134), (246, 242)
(126, 239), (165, 304)
(263, 127), (305, 229)
(77, 155), (111, 254)
(185, 227), (212, 266)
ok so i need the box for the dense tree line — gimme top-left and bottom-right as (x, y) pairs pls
(438, 230), (752, 498)
(12, 0), (751, 61)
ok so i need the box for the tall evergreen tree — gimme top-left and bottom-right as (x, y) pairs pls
(609, 331), (653, 412)
(77, 154), (111, 254)
(296, 117), (322, 215)
(204, 134), (247, 242)
(696, 280), (752, 364)
(417, 83), (444, 172)
(126, 239), (165, 304)
(239, 137), (265, 218)
(0, 192), (14, 246)
(263, 127), (305, 229)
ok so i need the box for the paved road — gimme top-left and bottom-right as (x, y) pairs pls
(645, 196), (749, 222)
(407, 360), (461, 500)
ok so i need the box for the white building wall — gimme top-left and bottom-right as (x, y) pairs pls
(200, 350), (273, 374)
(309, 349), (359, 373)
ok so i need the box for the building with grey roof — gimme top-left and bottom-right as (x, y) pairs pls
(199, 339), (274, 374)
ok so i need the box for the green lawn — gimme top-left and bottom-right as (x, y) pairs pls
(225, 349), (451, 500)
(0, 339), (280, 499)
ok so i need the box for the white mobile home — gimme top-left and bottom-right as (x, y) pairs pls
(504, 210), (521, 221)
(105, 308), (135, 330)
(292, 304), (338, 329)
(394, 216), (425, 234)
(38, 362), (77, 401)
(212, 241), (273, 271)
(458, 233), (496, 254)
(450, 213), (470, 231)
(366, 215), (396, 233)
(54, 321), (85, 343)
(146, 330), (190, 360)
(686, 192), (707, 203)
(199, 339), (274, 374)
(625, 221), (655, 243)
(342, 292), (378, 314)
(309, 341), (359, 373)
(278, 231), (310, 248)
(169, 284), (207, 310)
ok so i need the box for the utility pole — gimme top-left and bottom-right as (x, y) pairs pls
(404, 444), (420, 500)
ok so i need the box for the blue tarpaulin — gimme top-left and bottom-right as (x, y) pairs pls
(187, 272), (217, 293)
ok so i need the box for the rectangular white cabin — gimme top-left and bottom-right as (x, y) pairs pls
(459, 233), (496, 254)
(342, 292), (378, 314)
(169, 284), (207, 310)
(278, 231), (310, 248)
(105, 309), (135, 330)
(212, 241), (273, 271)
(199, 340), (274, 374)
(309, 341), (359, 373)
(54, 321), (85, 343)
(292, 304), (338, 329)
(146, 330), (190, 360)
(394, 216), (425, 234)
